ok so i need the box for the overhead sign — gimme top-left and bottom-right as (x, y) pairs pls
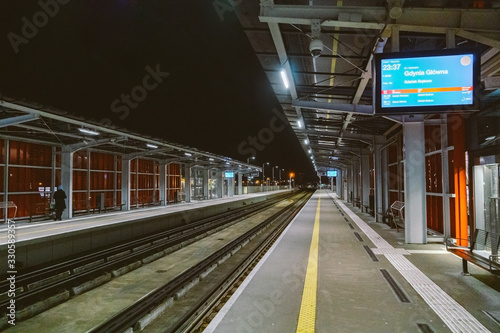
(374, 48), (480, 115)
(327, 170), (337, 177)
(224, 172), (234, 178)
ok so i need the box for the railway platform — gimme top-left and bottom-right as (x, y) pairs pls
(205, 190), (500, 333)
(2, 190), (499, 332)
(0, 190), (289, 269)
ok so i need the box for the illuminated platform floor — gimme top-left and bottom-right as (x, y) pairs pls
(204, 190), (500, 333)
(0, 190), (289, 246)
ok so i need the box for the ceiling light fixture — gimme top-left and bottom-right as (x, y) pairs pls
(78, 128), (99, 135)
(280, 69), (289, 89)
(146, 143), (158, 149)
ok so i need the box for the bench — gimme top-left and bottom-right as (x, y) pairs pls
(446, 229), (500, 275)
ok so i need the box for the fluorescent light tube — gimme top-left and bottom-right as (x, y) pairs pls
(78, 128), (99, 135)
(280, 69), (289, 89)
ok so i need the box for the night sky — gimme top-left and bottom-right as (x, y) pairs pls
(0, 0), (316, 182)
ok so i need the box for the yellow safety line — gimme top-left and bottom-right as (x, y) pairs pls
(296, 194), (321, 333)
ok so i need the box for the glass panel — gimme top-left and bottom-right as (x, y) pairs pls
(8, 167), (52, 192)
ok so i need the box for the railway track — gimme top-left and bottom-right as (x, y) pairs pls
(0, 191), (299, 328)
(87, 190), (313, 333)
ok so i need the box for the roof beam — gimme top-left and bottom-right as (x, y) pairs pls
(0, 114), (38, 128)
(259, 4), (500, 49)
(292, 100), (373, 115)
(256, 52), (366, 60)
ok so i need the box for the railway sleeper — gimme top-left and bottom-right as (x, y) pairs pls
(71, 273), (112, 296)
(27, 270), (71, 291)
(142, 251), (165, 264)
(134, 296), (174, 331)
(73, 259), (105, 274)
(112, 261), (143, 278)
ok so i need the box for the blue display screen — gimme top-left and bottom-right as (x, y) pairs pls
(327, 170), (337, 177)
(224, 172), (234, 178)
(380, 53), (474, 108)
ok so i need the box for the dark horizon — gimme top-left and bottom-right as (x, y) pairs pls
(0, 0), (317, 183)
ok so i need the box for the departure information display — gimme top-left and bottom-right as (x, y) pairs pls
(327, 170), (337, 177)
(380, 53), (474, 109)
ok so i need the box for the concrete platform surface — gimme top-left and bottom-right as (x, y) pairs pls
(205, 190), (500, 333)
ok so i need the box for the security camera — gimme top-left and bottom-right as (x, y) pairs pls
(309, 38), (323, 58)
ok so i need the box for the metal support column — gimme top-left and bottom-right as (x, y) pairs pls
(228, 174), (234, 197)
(61, 146), (73, 219)
(336, 171), (342, 197)
(382, 146), (389, 219)
(403, 118), (427, 244)
(121, 156), (131, 211)
(216, 170), (223, 198)
(184, 164), (191, 203)
(374, 138), (384, 222)
(361, 153), (370, 210)
(441, 115), (451, 238)
(237, 172), (242, 195)
(159, 162), (166, 206)
(203, 169), (209, 200)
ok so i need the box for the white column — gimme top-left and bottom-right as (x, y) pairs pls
(382, 147), (389, 217)
(203, 169), (209, 200)
(228, 174), (234, 197)
(121, 156), (131, 211)
(403, 119), (427, 244)
(361, 153), (370, 209)
(61, 146), (73, 219)
(336, 171), (342, 197)
(216, 170), (223, 198)
(441, 115), (451, 238)
(184, 164), (191, 203)
(238, 172), (242, 195)
(374, 138), (384, 222)
(159, 162), (166, 206)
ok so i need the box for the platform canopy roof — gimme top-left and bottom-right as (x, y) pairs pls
(235, 0), (500, 174)
(0, 98), (261, 174)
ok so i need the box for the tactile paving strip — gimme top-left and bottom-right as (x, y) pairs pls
(333, 195), (491, 333)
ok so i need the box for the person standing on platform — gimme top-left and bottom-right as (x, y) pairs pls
(53, 185), (67, 221)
